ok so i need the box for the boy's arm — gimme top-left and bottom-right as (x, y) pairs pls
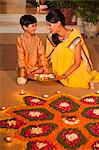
(16, 38), (26, 68)
(37, 37), (49, 69)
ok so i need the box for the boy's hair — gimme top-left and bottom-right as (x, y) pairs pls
(20, 15), (37, 29)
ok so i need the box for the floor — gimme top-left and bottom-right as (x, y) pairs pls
(0, 0), (99, 149)
(0, 0), (99, 106)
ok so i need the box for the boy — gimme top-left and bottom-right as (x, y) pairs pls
(16, 15), (49, 84)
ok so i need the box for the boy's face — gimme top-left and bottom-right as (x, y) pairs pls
(25, 23), (37, 34)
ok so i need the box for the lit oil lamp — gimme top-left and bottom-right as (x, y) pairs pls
(42, 94), (49, 98)
(19, 89), (25, 95)
(96, 90), (99, 94)
(4, 136), (11, 142)
(1, 106), (6, 111)
(56, 91), (61, 94)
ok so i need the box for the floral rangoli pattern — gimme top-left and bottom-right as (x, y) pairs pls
(85, 123), (99, 137)
(81, 96), (99, 105)
(49, 96), (80, 113)
(91, 140), (99, 150)
(0, 118), (26, 129)
(20, 123), (58, 138)
(57, 128), (87, 149)
(81, 106), (99, 119)
(0, 94), (99, 150)
(23, 96), (47, 106)
(26, 140), (56, 150)
(14, 108), (54, 121)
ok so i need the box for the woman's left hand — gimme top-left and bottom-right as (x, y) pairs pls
(55, 74), (66, 80)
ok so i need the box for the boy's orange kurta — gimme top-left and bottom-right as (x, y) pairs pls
(16, 34), (48, 76)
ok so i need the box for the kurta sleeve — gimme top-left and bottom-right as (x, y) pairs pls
(46, 35), (56, 60)
(16, 37), (26, 68)
(37, 36), (49, 67)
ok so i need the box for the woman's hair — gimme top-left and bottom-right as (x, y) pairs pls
(20, 15), (37, 29)
(46, 9), (65, 26)
(52, 33), (61, 46)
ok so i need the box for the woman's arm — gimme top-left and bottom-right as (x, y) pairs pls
(65, 41), (81, 77)
(56, 41), (82, 80)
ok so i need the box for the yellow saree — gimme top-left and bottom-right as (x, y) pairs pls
(50, 29), (99, 88)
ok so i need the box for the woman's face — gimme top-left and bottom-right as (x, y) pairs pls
(46, 21), (60, 34)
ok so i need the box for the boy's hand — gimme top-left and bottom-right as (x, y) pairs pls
(43, 67), (50, 74)
(31, 67), (44, 75)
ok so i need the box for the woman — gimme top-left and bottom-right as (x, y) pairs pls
(46, 9), (99, 88)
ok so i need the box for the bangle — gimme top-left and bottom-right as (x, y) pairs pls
(64, 74), (67, 78)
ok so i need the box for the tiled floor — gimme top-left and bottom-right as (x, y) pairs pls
(0, 1), (99, 149)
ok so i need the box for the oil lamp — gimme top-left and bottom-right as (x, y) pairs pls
(19, 89), (25, 95)
(56, 91), (61, 94)
(1, 106), (6, 111)
(42, 94), (49, 98)
(4, 136), (11, 142)
(96, 90), (99, 94)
